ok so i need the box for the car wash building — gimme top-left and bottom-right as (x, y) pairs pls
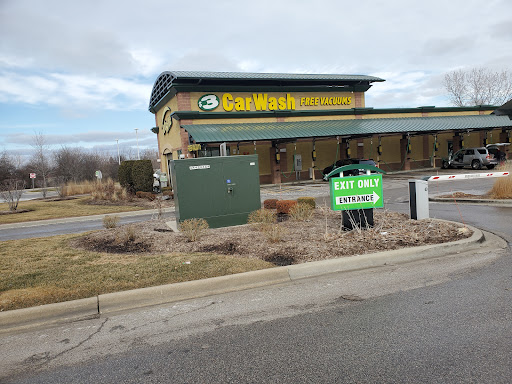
(148, 71), (512, 185)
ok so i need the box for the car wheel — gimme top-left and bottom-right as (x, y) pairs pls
(487, 164), (495, 170)
(471, 160), (481, 170)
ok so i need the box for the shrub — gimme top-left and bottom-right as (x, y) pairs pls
(103, 215), (120, 229)
(132, 160), (154, 193)
(263, 199), (279, 209)
(91, 179), (127, 201)
(124, 225), (137, 243)
(261, 224), (287, 243)
(276, 200), (298, 214)
(248, 209), (276, 226)
(180, 218), (209, 242)
(136, 191), (156, 201)
(488, 163), (512, 199)
(289, 203), (314, 221)
(297, 196), (316, 209)
(118, 160), (135, 191)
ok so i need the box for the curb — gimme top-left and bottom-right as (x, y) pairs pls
(0, 222), (494, 334)
(430, 197), (512, 205)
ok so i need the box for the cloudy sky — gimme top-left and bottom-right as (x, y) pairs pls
(1, 0), (511, 158)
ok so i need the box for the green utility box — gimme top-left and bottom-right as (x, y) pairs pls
(170, 155), (261, 228)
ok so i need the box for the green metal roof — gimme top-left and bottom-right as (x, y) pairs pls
(493, 99), (512, 119)
(164, 71), (385, 82)
(149, 71), (385, 112)
(182, 115), (512, 143)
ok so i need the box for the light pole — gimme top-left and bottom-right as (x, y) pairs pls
(116, 139), (120, 165)
(134, 128), (140, 160)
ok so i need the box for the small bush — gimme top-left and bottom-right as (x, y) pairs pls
(276, 200), (298, 214)
(261, 224), (287, 243)
(297, 196), (316, 209)
(248, 209), (276, 226)
(180, 218), (209, 242)
(162, 190), (174, 198)
(124, 225), (137, 243)
(263, 199), (279, 209)
(103, 215), (120, 229)
(136, 191), (156, 201)
(289, 203), (314, 221)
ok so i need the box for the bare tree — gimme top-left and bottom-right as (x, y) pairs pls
(0, 179), (25, 211)
(444, 68), (512, 107)
(31, 132), (52, 197)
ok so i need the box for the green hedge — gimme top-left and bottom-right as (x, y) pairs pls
(132, 160), (153, 193)
(118, 160), (153, 193)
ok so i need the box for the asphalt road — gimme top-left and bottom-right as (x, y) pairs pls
(1, 169), (511, 383)
(0, 212), (174, 241)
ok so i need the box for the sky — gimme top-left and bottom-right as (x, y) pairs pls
(1, 0), (511, 161)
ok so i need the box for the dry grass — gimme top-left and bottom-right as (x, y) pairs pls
(0, 197), (146, 224)
(488, 162), (512, 199)
(0, 233), (273, 311)
(60, 181), (97, 196)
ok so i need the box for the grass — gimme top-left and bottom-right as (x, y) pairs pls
(488, 161), (512, 199)
(0, 197), (145, 224)
(0, 234), (274, 311)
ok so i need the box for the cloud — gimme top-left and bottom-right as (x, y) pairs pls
(0, 71), (152, 110)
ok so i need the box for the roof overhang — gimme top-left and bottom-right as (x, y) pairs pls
(493, 99), (512, 119)
(182, 115), (512, 144)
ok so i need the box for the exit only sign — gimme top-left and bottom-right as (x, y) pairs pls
(330, 174), (384, 211)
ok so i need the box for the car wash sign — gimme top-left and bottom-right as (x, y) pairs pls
(330, 174), (384, 211)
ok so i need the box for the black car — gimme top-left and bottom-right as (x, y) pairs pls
(322, 158), (378, 178)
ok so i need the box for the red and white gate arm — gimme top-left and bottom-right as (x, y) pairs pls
(425, 172), (510, 182)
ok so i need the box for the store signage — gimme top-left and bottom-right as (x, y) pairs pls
(198, 94), (220, 111)
(188, 144), (201, 152)
(197, 92), (353, 112)
(330, 174), (384, 211)
(161, 106), (173, 135)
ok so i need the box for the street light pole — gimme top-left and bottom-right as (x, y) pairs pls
(116, 139), (120, 165)
(134, 128), (140, 160)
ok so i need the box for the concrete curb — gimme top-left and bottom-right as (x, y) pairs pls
(430, 196), (512, 205)
(0, 297), (98, 334)
(0, 222), (491, 334)
(98, 267), (291, 315)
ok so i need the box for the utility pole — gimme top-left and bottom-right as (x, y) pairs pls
(116, 139), (120, 165)
(134, 128), (140, 160)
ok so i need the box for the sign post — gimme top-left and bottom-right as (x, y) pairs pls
(29, 173), (36, 189)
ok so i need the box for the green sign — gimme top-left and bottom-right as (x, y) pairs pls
(330, 174), (383, 211)
(198, 94), (220, 111)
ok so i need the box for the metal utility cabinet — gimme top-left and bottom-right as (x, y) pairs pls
(170, 155), (261, 228)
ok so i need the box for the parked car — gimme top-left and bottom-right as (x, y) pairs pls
(322, 158), (378, 179)
(486, 143), (510, 163)
(441, 147), (498, 170)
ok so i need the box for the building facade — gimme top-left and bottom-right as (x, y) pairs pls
(149, 71), (512, 185)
